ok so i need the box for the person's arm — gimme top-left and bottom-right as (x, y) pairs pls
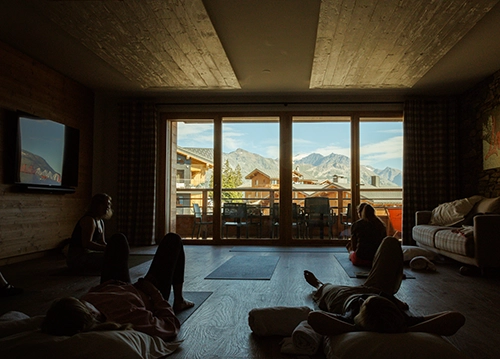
(133, 279), (180, 340)
(97, 220), (107, 245)
(308, 310), (357, 336)
(408, 311), (465, 336)
(80, 217), (106, 251)
(134, 279), (177, 318)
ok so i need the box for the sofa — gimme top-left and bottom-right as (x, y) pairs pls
(412, 195), (500, 270)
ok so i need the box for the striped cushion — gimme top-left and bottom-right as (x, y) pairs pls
(434, 230), (474, 257)
(412, 225), (451, 247)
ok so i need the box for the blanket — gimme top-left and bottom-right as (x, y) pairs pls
(280, 320), (323, 355)
(248, 306), (312, 336)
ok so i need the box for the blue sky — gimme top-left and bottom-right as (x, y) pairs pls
(20, 117), (65, 173)
(178, 120), (403, 170)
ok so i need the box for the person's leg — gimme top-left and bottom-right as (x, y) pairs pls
(0, 271), (23, 296)
(145, 233), (194, 311)
(100, 233), (130, 283)
(304, 270), (323, 289)
(408, 311), (466, 336)
(363, 236), (403, 294)
(349, 251), (373, 267)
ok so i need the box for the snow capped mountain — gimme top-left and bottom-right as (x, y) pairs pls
(224, 148), (402, 187)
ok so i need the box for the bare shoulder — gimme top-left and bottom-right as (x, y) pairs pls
(79, 216), (96, 229)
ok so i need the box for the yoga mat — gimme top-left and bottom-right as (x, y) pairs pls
(205, 255), (280, 280)
(230, 246), (347, 253)
(334, 253), (415, 279)
(51, 254), (154, 276)
(168, 291), (213, 324)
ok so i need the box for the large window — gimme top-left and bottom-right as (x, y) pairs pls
(163, 110), (403, 244)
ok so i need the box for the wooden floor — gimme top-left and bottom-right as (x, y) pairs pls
(1, 245), (499, 359)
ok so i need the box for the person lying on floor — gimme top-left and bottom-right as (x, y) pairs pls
(305, 236), (465, 337)
(42, 233), (194, 342)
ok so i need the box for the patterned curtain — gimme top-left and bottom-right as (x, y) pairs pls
(403, 98), (459, 244)
(117, 101), (157, 246)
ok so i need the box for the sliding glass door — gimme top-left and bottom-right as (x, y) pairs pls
(162, 110), (403, 244)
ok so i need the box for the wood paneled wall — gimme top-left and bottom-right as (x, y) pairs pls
(0, 41), (94, 264)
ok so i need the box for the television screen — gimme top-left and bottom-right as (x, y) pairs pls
(15, 113), (79, 190)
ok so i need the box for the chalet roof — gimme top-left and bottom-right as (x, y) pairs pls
(178, 147), (213, 165)
(245, 168), (279, 180)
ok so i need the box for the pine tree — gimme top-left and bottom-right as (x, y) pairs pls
(209, 160), (243, 202)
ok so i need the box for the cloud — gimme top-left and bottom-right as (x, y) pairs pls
(360, 136), (403, 163)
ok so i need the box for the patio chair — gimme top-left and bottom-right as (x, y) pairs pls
(386, 207), (402, 238)
(246, 204), (263, 238)
(191, 203), (213, 239)
(304, 197), (336, 239)
(271, 203), (304, 238)
(341, 203), (352, 238)
(222, 203), (249, 238)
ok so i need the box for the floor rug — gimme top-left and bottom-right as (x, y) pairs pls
(167, 291), (213, 324)
(334, 253), (415, 279)
(51, 254), (154, 276)
(230, 246), (347, 253)
(205, 255), (280, 280)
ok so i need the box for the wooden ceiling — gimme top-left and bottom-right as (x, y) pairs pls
(311, 0), (499, 89)
(2, 0), (500, 96)
(44, 0), (240, 90)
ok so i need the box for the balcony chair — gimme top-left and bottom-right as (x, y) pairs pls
(304, 197), (336, 239)
(222, 202), (249, 238)
(246, 204), (263, 238)
(385, 206), (402, 238)
(191, 203), (213, 239)
(271, 203), (304, 238)
(341, 203), (352, 238)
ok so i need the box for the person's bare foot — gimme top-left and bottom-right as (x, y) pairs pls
(304, 270), (323, 289)
(173, 299), (195, 313)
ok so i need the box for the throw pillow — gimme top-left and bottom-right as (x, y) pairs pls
(475, 196), (500, 214)
(402, 246), (438, 262)
(429, 196), (482, 226)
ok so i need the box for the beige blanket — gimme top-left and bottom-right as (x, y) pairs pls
(248, 306), (312, 336)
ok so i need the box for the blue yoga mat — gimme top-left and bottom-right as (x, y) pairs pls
(205, 255), (280, 280)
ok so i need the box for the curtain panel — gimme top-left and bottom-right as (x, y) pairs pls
(403, 98), (459, 244)
(117, 101), (158, 246)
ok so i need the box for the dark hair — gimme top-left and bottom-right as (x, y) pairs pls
(361, 204), (386, 229)
(41, 297), (131, 336)
(41, 297), (98, 336)
(87, 193), (112, 219)
(354, 295), (407, 333)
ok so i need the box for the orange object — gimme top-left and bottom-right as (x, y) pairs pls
(386, 207), (402, 233)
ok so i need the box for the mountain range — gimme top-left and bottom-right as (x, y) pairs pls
(224, 148), (402, 187)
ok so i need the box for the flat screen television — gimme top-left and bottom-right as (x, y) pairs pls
(14, 112), (80, 193)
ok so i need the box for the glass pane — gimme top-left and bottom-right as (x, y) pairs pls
(292, 118), (351, 240)
(175, 120), (214, 240)
(221, 118), (279, 239)
(359, 119), (403, 238)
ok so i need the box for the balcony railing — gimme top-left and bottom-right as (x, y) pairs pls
(175, 187), (402, 240)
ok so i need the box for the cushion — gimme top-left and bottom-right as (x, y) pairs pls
(409, 256), (437, 271)
(0, 311), (180, 359)
(474, 196), (500, 214)
(402, 246), (438, 262)
(323, 332), (467, 359)
(429, 196), (482, 226)
(0, 312), (44, 339)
